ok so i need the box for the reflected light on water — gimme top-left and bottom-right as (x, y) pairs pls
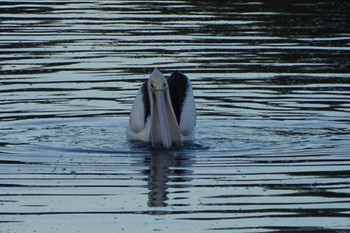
(1, 0), (350, 232)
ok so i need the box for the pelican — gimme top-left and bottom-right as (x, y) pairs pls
(126, 68), (196, 148)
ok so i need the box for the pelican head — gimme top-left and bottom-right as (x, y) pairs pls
(147, 68), (181, 148)
(148, 68), (168, 92)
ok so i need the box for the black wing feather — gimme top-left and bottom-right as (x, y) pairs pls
(167, 71), (189, 124)
(141, 80), (150, 122)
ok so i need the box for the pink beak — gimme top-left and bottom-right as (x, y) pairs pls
(150, 89), (181, 148)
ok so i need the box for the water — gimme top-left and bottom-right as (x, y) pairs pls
(1, 0), (350, 232)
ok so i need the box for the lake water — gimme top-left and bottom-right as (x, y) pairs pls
(1, 0), (350, 232)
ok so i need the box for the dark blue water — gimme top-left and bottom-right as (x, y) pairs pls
(1, 1), (350, 232)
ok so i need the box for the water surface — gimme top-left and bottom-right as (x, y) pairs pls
(1, 0), (350, 232)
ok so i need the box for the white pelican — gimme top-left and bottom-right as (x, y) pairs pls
(126, 68), (196, 148)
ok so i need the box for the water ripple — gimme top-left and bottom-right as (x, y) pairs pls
(1, 0), (350, 232)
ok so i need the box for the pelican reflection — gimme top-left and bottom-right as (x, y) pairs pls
(144, 150), (193, 208)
